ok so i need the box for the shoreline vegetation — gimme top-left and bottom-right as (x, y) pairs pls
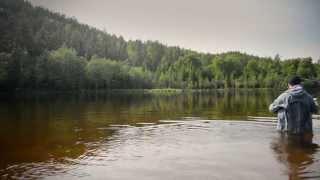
(0, 88), (284, 98)
(1, 0), (320, 93)
(2, 87), (319, 100)
(3, 87), (319, 100)
(0, 87), (272, 94)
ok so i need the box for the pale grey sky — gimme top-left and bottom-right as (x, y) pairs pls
(29, 0), (320, 60)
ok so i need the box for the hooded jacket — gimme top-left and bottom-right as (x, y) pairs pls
(269, 85), (318, 134)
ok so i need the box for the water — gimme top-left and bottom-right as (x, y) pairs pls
(0, 89), (319, 179)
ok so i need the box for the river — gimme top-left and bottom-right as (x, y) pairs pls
(0, 89), (319, 179)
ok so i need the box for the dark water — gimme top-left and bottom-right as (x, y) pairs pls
(0, 89), (319, 180)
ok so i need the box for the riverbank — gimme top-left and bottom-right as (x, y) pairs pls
(0, 88), (283, 98)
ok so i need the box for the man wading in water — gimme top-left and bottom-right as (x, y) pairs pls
(269, 76), (318, 137)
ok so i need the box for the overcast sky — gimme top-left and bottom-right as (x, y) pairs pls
(29, 0), (320, 60)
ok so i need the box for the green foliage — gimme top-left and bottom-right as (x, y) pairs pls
(316, 63), (320, 79)
(296, 58), (316, 79)
(128, 67), (153, 88)
(86, 57), (112, 89)
(86, 57), (152, 89)
(0, 0), (319, 91)
(127, 40), (145, 66)
(47, 47), (87, 89)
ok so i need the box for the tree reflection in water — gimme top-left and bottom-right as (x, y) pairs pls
(271, 133), (320, 180)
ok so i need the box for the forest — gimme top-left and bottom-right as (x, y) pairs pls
(0, 0), (319, 91)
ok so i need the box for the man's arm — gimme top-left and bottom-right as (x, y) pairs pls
(269, 93), (287, 113)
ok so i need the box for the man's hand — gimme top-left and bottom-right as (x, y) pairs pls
(313, 98), (318, 106)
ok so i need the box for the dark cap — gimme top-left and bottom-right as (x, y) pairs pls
(288, 75), (303, 85)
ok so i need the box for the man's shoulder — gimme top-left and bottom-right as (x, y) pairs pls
(278, 91), (290, 99)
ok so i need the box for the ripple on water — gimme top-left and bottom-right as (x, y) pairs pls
(1, 120), (320, 180)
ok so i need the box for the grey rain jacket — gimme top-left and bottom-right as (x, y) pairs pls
(269, 86), (318, 134)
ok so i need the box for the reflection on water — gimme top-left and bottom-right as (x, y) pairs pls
(271, 133), (320, 180)
(0, 89), (319, 179)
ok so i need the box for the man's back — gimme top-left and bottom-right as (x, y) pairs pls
(269, 84), (318, 134)
(286, 90), (314, 134)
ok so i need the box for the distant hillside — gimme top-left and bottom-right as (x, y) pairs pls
(0, 0), (319, 91)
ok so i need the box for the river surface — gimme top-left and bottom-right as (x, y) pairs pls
(0, 89), (319, 180)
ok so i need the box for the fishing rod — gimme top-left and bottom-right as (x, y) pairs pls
(302, 78), (320, 88)
(247, 115), (320, 123)
(302, 78), (320, 83)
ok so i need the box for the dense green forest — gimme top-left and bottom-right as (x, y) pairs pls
(0, 0), (319, 91)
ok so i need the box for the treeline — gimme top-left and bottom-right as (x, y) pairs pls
(0, 0), (319, 91)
